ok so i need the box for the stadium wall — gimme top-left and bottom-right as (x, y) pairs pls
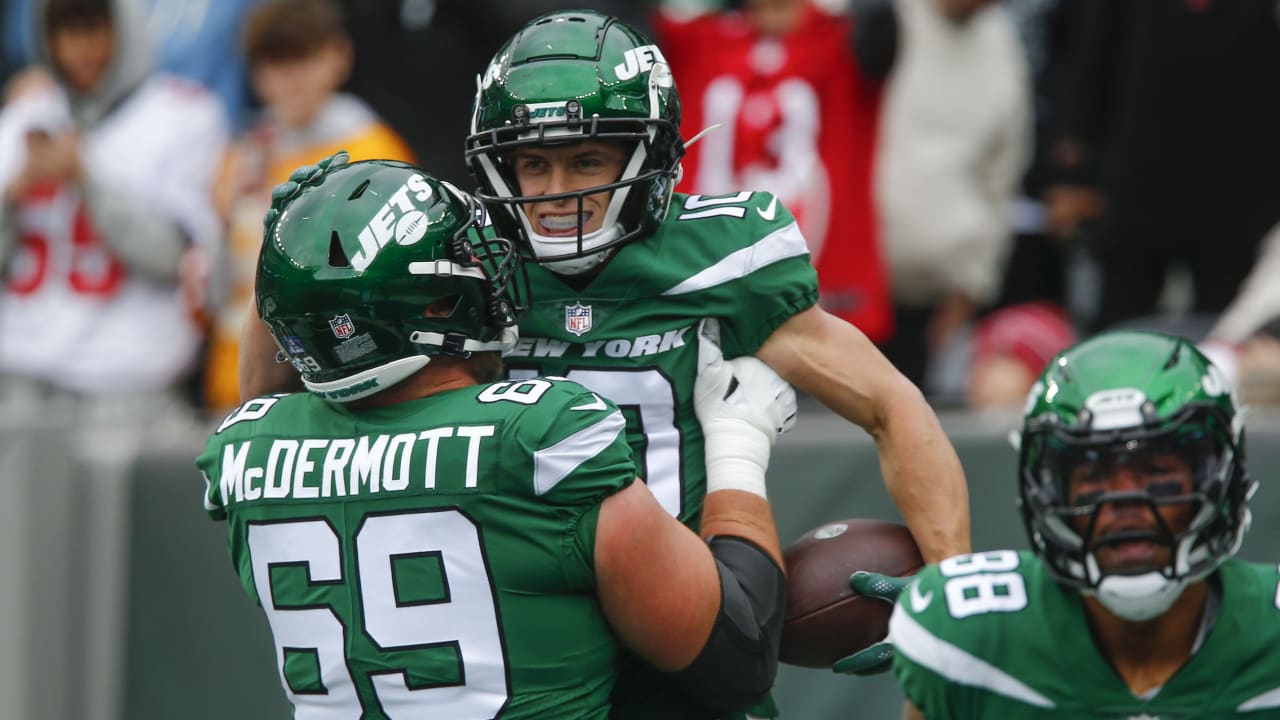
(4, 406), (1278, 719)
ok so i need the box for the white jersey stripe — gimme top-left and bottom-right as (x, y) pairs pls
(661, 221), (808, 296)
(533, 410), (626, 496)
(1239, 686), (1280, 711)
(890, 604), (1056, 709)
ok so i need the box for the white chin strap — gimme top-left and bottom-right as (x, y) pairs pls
(1087, 572), (1188, 622)
(305, 327), (520, 403)
(409, 326), (519, 355)
(526, 224), (622, 275)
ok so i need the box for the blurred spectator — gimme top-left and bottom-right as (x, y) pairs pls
(202, 0), (414, 410)
(1200, 220), (1280, 405)
(863, 0), (1031, 388)
(654, 0), (893, 342)
(1049, 0), (1280, 333)
(0, 0), (228, 403)
(1233, 321), (1280, 407)
(966, 300), (1074, 411)
(996, 0), (1072, 312)
(4, 0), (263, 127)
(144, 0), (263, 129)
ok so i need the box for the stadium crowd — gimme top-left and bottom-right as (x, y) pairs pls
(1, 1), (1278, 719)
(0, 0), (1276, 415)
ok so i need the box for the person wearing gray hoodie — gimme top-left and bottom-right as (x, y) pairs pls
(0, 0), (228, 401)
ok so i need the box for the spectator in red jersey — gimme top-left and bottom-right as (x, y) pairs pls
(654, 0), (894, 344)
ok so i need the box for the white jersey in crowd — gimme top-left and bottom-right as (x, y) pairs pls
(0, 74), (228, 393)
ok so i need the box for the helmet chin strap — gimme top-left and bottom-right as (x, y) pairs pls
(527, 224), (622, 275)
(1087, 571), (1188, 622)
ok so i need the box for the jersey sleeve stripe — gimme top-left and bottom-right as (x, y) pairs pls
(1239, 686), (1280, 711)
(533, 410), (627, 496)
(889, 604), (1056, 709)
(660, 221), (808, 296)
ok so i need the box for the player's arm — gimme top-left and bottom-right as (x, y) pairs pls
(756, 304), (970, 563)
(594, 482), (722, 669)
(904, 701), (926, 720)
(594, 337), (790, 713)
(239, 294), (304, 400)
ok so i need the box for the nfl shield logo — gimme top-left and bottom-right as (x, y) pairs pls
(329, 314), (355, 339)
(565, 303), (592, 336)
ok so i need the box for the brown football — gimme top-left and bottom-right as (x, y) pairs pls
(779, 518), (924, 668)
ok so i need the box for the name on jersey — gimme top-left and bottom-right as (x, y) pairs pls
(215, 427), (493, 505)
(351, 174), (433, 272)
(504, 325), (691, 359)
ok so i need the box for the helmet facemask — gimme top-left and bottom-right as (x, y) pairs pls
(1020, 403), (1251, 620)
(465, 10), (685, 275)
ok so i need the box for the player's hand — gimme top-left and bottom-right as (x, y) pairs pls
(262, 151), (350, 230)
(695, 319), (796, 498)
(831, 571), (915, 676)
(694, 319), (797, 441)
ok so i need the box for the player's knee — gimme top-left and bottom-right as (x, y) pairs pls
(674, 536), (786, 713)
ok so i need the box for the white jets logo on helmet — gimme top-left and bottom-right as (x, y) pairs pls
(614, 44), (668, 81)
(351, 174), (434, 272)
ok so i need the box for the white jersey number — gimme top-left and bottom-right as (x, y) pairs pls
(938, 550), (1029, 619)
(247, 511), (510, 719)
(508, 367), (683, 518)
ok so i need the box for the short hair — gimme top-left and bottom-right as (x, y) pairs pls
(242, 0), (346, 67)
(45, 0), (111, 35)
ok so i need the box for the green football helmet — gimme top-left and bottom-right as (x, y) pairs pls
(1018, 330), (1254, 620)
(257, 156), (529, 402)
(465, 9), (684, 274)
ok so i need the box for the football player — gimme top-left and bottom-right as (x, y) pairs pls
(238, 10), (972, 717)
(201, 158), (794, 718)
(854, 330), (1279, 717)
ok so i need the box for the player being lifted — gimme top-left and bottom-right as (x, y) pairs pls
(200, 158), (797, 718)
(238, 9), (972, 716)
(854, 330), (1280, 718)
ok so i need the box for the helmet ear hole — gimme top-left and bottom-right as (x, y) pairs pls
(424, 297), (459, 319)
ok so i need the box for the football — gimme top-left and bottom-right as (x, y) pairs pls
(779, 518), (924, 668)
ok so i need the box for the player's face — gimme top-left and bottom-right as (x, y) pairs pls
(251, 42), (351, 129)
(1066, 451), (1197, 573)
(49, 23), (115, 95)
(510, 140), (627, 237)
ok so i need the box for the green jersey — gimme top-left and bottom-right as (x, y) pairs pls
(197, 378), (636, 720)
(506, 191), (818, 528)
(892, 550), (1280, 719)
(506, 192), (816, 720)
